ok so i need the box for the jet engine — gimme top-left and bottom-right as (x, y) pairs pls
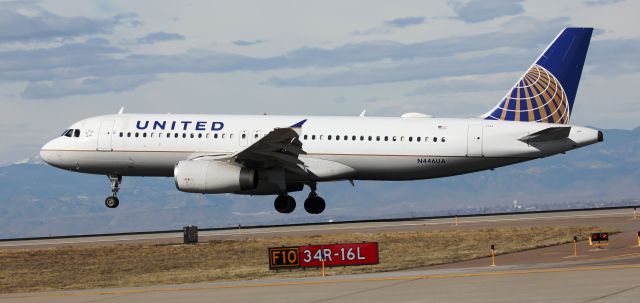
(174, 160), (257, 194)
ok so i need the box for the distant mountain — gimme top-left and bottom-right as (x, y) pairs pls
(1, 127), (639, 238)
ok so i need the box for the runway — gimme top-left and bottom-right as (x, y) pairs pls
(2, 257), (639, 303)
(1, 208), (638, 249)
(2, 208), (639, 302)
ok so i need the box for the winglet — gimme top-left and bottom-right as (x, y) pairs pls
(290, 119), (307, 128)
(118, 107), (124, 114)
(359, 110), (366, 117)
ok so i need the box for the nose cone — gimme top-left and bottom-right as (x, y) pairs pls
(40, 140), (55, 165)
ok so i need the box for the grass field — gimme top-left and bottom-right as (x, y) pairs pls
(0, 226), (599, 293)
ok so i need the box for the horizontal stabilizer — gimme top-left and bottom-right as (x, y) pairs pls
(519, 127), (571, 142)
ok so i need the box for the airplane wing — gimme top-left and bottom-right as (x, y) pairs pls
(519, 126), (571, 143)
(231, 119), (309, 175)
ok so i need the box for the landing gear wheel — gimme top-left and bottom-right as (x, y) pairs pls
(105, 175), (122, 209)
(274, 195), (296, 213)
(304, 193), (326, 214)
(105, 196), (119, 208)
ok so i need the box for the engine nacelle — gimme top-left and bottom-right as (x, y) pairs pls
(174, 160), (257, 194)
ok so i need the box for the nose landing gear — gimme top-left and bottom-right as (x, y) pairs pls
(105, 175), (121, 208)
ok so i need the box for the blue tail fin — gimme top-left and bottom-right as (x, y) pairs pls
(482, 28), (593, 124)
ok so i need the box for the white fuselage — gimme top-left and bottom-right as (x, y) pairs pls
(40, 113), (601, 186)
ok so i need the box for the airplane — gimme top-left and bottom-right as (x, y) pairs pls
(40, 28), (602, 214)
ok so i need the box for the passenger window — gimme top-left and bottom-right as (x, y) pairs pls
(400, 136), (404, 141)
(198, 133), (202, 138)
(441, 137), (446, 142)
(409, 136), (413, 142)
(190, 133), (194, 138)
(343, 135), (348, 140)
(135, 132), (139, 138)
(433, 137), (438, 142)
(214, 133), (219, 139)
(230, 134), (234, 139)
(206, 133), (209, 139)
(360, 136), (364, 141)
(304, 135), (308, 140)
(143, 133), (147, 138)
(127, 132), (131, 137)
(376, 136), (380, 141)
(174, 133), (179, 138)
(393, 136), (397, 142)
(417, 137), (421, 142)
(319, 135), (323, 140)
(384, 136), (388, 141)
(166, 133), (170, 138)
(222, 133), (226, 139)
(335, 135), (340, 141)
(328, 135), (332, 140)
(368, 136), (372, 141)
(151, 133), (154, 138)
(119, 132), (123, 137)
(352, 136), (356, 141)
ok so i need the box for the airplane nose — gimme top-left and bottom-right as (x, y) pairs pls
(40, 139), (63, 167)
(40, 141), (54, 165)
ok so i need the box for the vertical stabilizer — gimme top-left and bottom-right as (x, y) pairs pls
(482, 28), (593, 124)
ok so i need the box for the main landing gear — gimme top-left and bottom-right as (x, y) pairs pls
(273, 183), (326, 214)
(274, 195), (296, 213)
(105, 175), (121, 208)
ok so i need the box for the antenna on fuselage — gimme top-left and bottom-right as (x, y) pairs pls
(359, 110), (366, 117)
(118, 107), (124, 115)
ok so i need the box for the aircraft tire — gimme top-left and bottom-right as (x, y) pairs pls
(105, 196), (119, 208)
(274, 195), (296, 213)
(304, 195), (325, 214)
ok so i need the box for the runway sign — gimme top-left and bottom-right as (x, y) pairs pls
(589, 232), (609, 246)
(268, 247), (300, 269)
(298, 242), (379, 267)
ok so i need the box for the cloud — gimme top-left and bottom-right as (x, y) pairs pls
(136, 31), (185, 44)
(583, 0), (625, 5)
(233, 39), (264, 46)
(384, 16), (425, 28)
(0, 2), (119, 42)
(450, 0), (525, 23)
(0, 16), (568, 98)
(266, 52), (529, 87)
(3, 11), (637, 99)
(21, 75), (157, 99)
(353, 16), (426, 35)
(406, 72), (519, 96)
(265, 35), (640, 88)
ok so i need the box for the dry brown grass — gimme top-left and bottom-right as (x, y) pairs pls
(0, 226), (599, 293)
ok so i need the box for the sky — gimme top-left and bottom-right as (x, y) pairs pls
(0, 0), (638, 164)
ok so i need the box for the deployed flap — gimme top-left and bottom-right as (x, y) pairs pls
(232, 119), (309, 175)
(519, 126), (571, 142)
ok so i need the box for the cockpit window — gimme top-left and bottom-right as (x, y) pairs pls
(62, 129), (73, 137)
(74, 129), (80, 137)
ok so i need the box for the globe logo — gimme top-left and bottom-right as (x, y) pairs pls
(488, 64), (569, 124)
